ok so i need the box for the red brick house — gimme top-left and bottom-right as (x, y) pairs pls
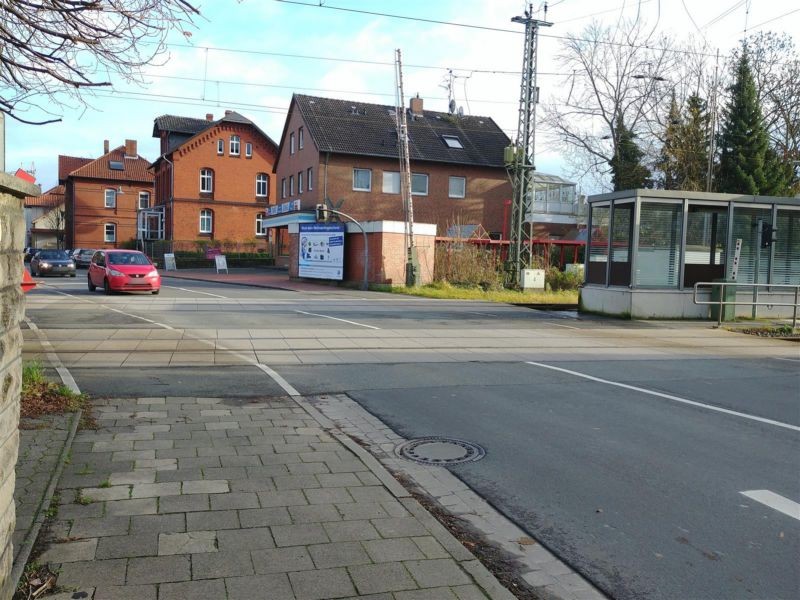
(63, 141), (154, 249)
(24, 185), (65, 249)
(274, 94), (513, 240)
(150, 111), (279, 248)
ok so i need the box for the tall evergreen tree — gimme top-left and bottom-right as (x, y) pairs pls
(657, 94), (682, 190)
(679, 95), (710, 191)
(610, 115), (651, 191)
(716, 50), (772, 194)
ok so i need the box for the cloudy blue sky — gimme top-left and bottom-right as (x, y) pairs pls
(5, 0), (798, 193)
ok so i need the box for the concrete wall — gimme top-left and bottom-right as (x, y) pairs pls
(0, 173), (38, 598)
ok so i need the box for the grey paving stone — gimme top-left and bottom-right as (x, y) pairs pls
(38, 538), (97, 563)
(80, 485), (131, 501)
(130, 482), (181, 498)
(288, 503), (342, 523)
(289, 567), (357, 600)
(159, 530), (217, 555)
(57, 558), (127, 587)
(347, 486), (394, 504)
(127, 555), (191, 584)
(371, 517), (428, 538)
(412, 536), (450, 560)
(323, 520), (381, 542)
(159, 493), (209, 513)
(308, 541), (371, 569)
(186, 509), (240, 531)
(364, 538), (426, 563)
(203, 466), (246, 480)
(210, 491), (259, 510)
(337, 502), (389, 521)
(192, 549), (254, 579)
(257, 490), (308, 507)
(130, 513), (186, 535)
(106, 498), (158, 516)
(225, 573), (295, 600)
(94, 584), (158, 600)
(271, 523), (329, 547)
(404, 559), (471, 588)
(56, 500), (105, 520)
(109, 470), (157, 485)
(287, 462), (330, 475)
(160, 579), (227, 600)
(273, 474), (321, 490)
(357, 472), (382, 486)
(244, 465), (290, 478)
(96, 532), (158, 559)
(69, 516), (130, 539)
(452, 584), (491, 600)
(217, 527), (275, 551)
(220, 454), (261, 467)
(251, 546), (314, 574)
(229, 477), (277, 492)
(317, 473), (363, 488)
(348, 562), (417, 595)
(305, 488), (354, 505)
(155, 469), (204, 483)
(182, 479), (229, 494)
(395, 588), (459, 600)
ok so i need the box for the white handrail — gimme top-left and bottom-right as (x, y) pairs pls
(693, 281), (799, 327)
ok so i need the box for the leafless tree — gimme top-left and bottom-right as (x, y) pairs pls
(0, 0), (199, 125)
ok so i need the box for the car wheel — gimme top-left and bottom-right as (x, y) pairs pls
(151, 289), (160, 295)
(87, 275), (96, 291)
(103, 278), (113, 295)
(30, 267), (36, 277)
(70, 273), (76, 278)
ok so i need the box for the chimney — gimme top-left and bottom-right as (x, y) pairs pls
(124, 139), (137, 158)
(410, 94), (423, 117)
(103, 140), (109, 154)
(205, 113), (213, 121)
(224, 110), (232, 116)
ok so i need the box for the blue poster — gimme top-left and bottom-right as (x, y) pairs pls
(298, 223), (346, 280)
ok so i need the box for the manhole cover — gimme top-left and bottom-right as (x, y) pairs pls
(396, 437), (485, 465)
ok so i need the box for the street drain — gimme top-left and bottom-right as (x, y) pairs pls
(396, 437), (485, 465)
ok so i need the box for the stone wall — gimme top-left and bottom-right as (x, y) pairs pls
(0, 173), (39, 599)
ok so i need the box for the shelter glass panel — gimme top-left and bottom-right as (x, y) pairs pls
(731, 206), (771, 284)
(635, 203), (682, 288)
(773, 209), (800, 284)
(587, 205), (609, 285)
(609, 203), (633, 286)
(683, 205), (728, 287)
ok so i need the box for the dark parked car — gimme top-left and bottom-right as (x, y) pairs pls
(23, 247), (41, 262)
(72, 248), (95, 268)
(30, 249), (76, 277)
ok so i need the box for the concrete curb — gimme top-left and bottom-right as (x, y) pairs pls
(162, 273), (294, 292)
(10, 409), (81, 590)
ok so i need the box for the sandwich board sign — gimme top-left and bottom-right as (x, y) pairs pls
(215, 254), (228, 274)
(298, 223), (345, 280)
(163, 253), (177, 271)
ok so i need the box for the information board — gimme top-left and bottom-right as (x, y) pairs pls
(163, 253), (177, 271)
(298, 223), (345, 280)
(215, 254), (228, 274)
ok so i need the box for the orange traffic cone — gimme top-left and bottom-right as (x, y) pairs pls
(21, 268), (36, 293)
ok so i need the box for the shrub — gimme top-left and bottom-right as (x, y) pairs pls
(546, 267), (582, 291)
(434, 243), (504, 290)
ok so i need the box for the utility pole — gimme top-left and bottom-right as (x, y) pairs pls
(706, 49), (720, 192)
(395, 49), (419, 286)
(507, 4), (552, 288)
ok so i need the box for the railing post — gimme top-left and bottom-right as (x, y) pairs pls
(718, 282), (724, 327)
(794, 286), (798, 330)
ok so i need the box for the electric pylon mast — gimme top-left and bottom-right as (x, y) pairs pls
(395, 48), (419, 286)
(507, 5), (551, 287)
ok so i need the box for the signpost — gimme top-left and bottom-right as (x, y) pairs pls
(215, 254), (228, 274)
(163, 253), (176, 271)
(298, 223), (345, 281)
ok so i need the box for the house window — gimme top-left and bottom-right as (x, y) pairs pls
(138, 191), (150, 209)
(298, 171), (303, 194)
(104, 223), (116, 242)
(307, 167), (313, 191)
(411, 173), (428, 196)
(199, 209), (213, 234)
(289, 175), (294, 196)
(290, 132), (295, 155)
(353, 168), (371, 191)
(256, 173), (269, 198)
(281, 178), (286, 199)
(245, 142), (253, 158)
(200, 168), (213, 193)
(104, 189), (116, 208)
(217, 139), (224, 155)
(442, 135), (464, 149)
(256, 212), (268, 236)
(382, 171), (400, 194)
(448, 176), (466, 198)
(298, 127), (304, 149)
(230, 135), (240, 156)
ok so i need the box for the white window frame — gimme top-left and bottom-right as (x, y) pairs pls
(298, 127), (304, 149)
(217, 139), (224, 155)
(104, 223), (116, 242)
(256, 173), (268, 198)
(411, 173), (429, 196)
(199, 209), (213, 234)
(298, 171), (303, 194)
(382, 171), (400, 194)
(281, 178), (286, 199)
(256, 213), (268, 236)
(290, 132), (295, 155)
(245, 142), (253, 158)
(442, 135), (464, 149)
(289, 175), (294, 196)
(307, 167), (313, 191)
(104, 188), (116, 208)
(138, 191), (150, 209)
(230, 135), (240, 156)
(200, 169), (213, 193)
(353, 168), (372, 192)
(448, 176), (466, 199)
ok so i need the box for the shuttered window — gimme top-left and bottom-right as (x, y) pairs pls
(730, 206), (771, 285)
(773, 209), (800, 284)
(635, 203), (682, 288)
(587, 206), (609, 285)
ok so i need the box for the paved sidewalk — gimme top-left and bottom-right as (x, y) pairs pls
(38, 396), (511, 600)
(162, 268), (348, 294)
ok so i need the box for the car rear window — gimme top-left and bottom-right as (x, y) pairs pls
(39, 250), (70, 259)
(107, 252), (151, 266)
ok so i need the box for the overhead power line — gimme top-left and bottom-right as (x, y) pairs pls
(748, 8), (800, 31)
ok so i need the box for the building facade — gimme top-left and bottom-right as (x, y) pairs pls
(150, 111), (279, 249)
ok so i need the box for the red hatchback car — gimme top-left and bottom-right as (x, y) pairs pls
(88, 250), (161, 295)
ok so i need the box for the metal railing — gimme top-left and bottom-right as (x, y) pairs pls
(693, 281), (800, 327)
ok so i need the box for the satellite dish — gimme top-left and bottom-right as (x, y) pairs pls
(457, 106), (464, 117)
(448, 99), (456, 114)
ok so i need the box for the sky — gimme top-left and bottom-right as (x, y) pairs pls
(5, 0), (799, 194)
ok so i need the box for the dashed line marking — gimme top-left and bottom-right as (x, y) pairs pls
(294, 310), (380, 329)
(740, 490), (800, 521)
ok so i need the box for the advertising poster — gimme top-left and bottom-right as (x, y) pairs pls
(298, 223), (345, 280)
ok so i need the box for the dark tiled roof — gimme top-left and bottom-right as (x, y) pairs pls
(25, 185), (64, 208)
(69, 147), (154, 183)
(58, 156), (92, 181)
(152, 115), (213, 136)
(293, 94), (510, 168)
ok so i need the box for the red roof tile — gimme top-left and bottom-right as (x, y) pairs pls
(69, 146), (153, 183)
(58, 155), (93, 181)
(25, 185), (64, 208)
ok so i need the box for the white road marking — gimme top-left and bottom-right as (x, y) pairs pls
(294, 309), (380, 329)
(465, 311), (498, 318)
(162, 285), (228, 299)
(773, 357), (800, 363)
(25, 318), (81, 394)
(549, 322), (580, 330)
(740, 490), (800, 521)
(525, 361), (800, 433)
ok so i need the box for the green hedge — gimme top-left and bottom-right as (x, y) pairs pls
(171, 256), (276, 269)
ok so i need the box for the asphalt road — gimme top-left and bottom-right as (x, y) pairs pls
(23, 275), (800, 600)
